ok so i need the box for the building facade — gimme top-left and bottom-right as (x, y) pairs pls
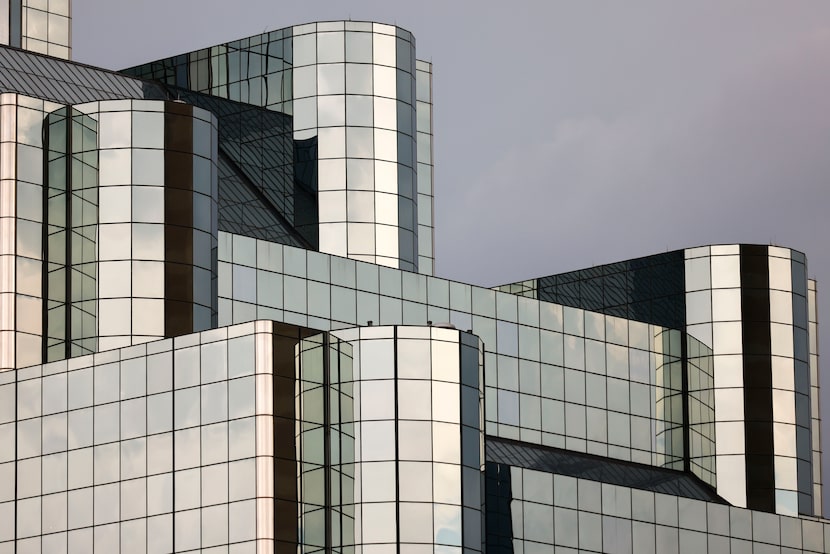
(497, 245), (822, 516)
(1, 0), (71, 59)
(0, 5), (828, 553)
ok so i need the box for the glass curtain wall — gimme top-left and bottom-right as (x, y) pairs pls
(218, 235), (715, 488)
(489, 464), (829, 553)
(808, 279), (823, 516)
(0, 93), (62, 371)
(0, 320), (291, 552)
(415, 60), (433, 275)
(496, 243), (819, 516)
(296, 325), (485, 553)
(44, 106), (98, 361)
(2, 0), (71, 59)
(685, 245), (813, 514)
(41, 99), (220, 359)
(124, 21), (425, 273)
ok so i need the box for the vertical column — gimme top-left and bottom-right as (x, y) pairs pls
(44, 106), (98, 360)
(253, 321), (277, 553)
(739, 245), (775, 512)
(0, 94), (18, 371)
(42, 99), (218, 357)
(0, 0), (11, 45)
(294, 332), (332, 551)
(4, 94), (51, 371)
(3, 0), (70, 58)
(304, 22), (419, 272)
(808, 278), (822, 516)
(391, 27), (418, 273)
(297, 325), (485, 552)
(689, 244), (817, 515)
(0, 370), (13, 548)
(682, 250), (719, 487)
(685, 332), (716, 487)
(652, 327), (686, 471)
(707, 246), (748, 507)
(785, 249), (812, 515)
(415, 60), (434, 276)
(272, 323), (307, 554)
(1, 0), (20, 48)
(164, 101), (196, 337)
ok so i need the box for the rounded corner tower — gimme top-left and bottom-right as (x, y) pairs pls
(123, 20), (436, 275)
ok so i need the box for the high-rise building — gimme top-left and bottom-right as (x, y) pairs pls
(0, 5), (827, 553)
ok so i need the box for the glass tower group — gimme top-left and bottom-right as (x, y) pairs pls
(0, 4), (827, 553)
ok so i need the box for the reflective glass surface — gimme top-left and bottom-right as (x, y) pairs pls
(5, 322), (280, 552)
(122, 23), (426, 273)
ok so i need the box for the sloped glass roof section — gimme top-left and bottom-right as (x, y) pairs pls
(496, 251), (687, 329)
(0, 43), (314, 248)
(486, 437), (726, 503)
(0, 45), (165, 103)
(163, 87), (317, 248)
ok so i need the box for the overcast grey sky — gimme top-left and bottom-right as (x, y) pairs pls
(73, 0), (830, 508)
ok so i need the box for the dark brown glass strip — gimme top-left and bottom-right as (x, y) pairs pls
(164, 102), (194, 337)
(740, 245), (775, 512)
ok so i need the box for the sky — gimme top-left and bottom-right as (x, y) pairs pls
(72, 0), (830, 509)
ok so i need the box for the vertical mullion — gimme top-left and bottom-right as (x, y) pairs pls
(393, 326), (400, 554)
(64, 110), (72, 360)
(681, 328), (690, 474)
(323, 333), (332, 553)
